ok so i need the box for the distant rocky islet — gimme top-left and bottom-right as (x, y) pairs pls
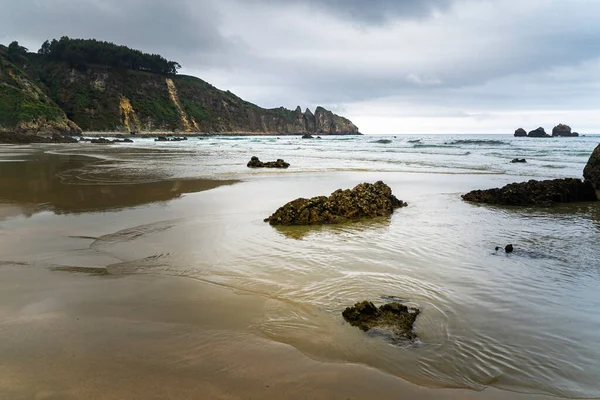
(514, 124), (580, 137)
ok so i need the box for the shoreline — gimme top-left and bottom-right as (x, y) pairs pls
(81, 131), (363, 137)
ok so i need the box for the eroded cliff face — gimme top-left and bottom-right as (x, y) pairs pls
(21, 56), (360, 135)
(0, 48), (81, 135)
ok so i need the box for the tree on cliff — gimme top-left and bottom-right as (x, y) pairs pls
(37, 37), (181, 75)
(6, 41), (28, 64)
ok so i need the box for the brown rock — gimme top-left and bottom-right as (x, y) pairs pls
(264, 181), (407, 225)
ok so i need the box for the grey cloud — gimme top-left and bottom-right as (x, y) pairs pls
(255, 0), (452, 23)
(0, 0), (231, 63)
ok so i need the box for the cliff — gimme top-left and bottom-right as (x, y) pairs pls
(0, 45), (81, 135)
(0, 39), (360, 136)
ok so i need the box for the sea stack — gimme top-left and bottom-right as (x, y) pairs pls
(514, 128), (527, 137)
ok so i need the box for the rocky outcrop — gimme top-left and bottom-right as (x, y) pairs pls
(511, 158), (526, 163)
(583, 144), (600, 190)
(0, 131), (78, 144)
(462, 178), (597, 206)
(313, 106), (359, 135)
(342, 301), (420, 343)
(302, 133), (314, 139)
(552, 124), (579, 137)
(528, 127), (550, 137)
(514, 128), (527, 137)
(90, 137), (133, 144)
(1, 41), (360, 136)
(247, 156), (290, 169)
(264, 181), (407, 226)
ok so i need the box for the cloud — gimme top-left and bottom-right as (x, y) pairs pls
(1, 0), (600, 133)
(252, 0), (452, 23)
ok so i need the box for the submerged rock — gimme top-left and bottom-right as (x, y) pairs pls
(372, 139), (392, 144)
(505, 244), (514, 253)
(247, 156), (290, 169)
(514, 128), (527, 137)
(155, 136), (168, 142)
(528, 127), (550, 138)
(583, 144), (600, 190)
(462, 178), (597, 207)
(302, 133), (314, 139)
(264, 181), (407, 226)
(342, 301), (420, 343)
(511, 158), (527, 163)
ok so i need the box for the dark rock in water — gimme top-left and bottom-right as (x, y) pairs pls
(171, 137), (188, 141)
(0, 132), (78, 144)
(90, 137), (113, 144)
(505, 244), (514, 253)
(528, 127), (550, 137)
(552, 124), (579, 137)
(372, 139), (392, 144)
(114, 138), (134, 143)
(342, 301), (420, 343)
(462, 178), (597, 207)
(155, 136), (168, 142)
(511, 158), (527, 163)
(408, 139), (421, 143)
(316, 136), (322, 139)
(514, 128), (527, 137)
(495, 246), (501, 251)
(583, 143), (600, 190)
(264, 181), (406, 226)
(247, 156), (290, 169)
(302, 133), (314, 139)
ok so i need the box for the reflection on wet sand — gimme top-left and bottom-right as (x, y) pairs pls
(0, 150), (236, 215)
(0, 265), (555, 400)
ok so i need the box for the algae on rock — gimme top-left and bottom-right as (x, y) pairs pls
(342, 301), (420, 343)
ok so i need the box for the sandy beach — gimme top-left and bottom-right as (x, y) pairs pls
(1, 138), (599, 399)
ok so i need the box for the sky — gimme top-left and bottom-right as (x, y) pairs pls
(2, 0), (600, 134)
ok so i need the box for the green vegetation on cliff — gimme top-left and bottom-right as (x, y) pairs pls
(0, 38), (360, 135)
(0, 44), (80, 134)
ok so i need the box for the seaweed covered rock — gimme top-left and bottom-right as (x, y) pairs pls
(583, 144), (600, 190)
(247, 156), (290, 169)
(264, 181), (406, 225)
(514, 128), (527, 137)
(462, 178), (597, 207)
(342, 301), (420, 343)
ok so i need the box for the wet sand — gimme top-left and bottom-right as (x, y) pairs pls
(0, 264), (554, 400)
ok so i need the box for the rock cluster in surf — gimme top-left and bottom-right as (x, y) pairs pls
(342, 301), (420, 343)
(583, 144), (600, 190)
(514, 124), (580, 137)
(247, 156), (290, 169)
(462, 178), (597, 206)
(264, 181), (406, 225)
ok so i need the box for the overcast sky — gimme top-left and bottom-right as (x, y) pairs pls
(2, 0), (599, 134)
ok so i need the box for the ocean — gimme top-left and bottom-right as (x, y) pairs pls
(0, 134), (598, 399)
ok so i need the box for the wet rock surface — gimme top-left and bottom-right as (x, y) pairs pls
(264, 181), (406, 225)
(247, 156), (290, 169)
(342, 301), (420, 343)
(302, 133), (314, 139)
(511, 158), (527, 163)
(462, 178), (597, 206)
(583, 144), (600, 190)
